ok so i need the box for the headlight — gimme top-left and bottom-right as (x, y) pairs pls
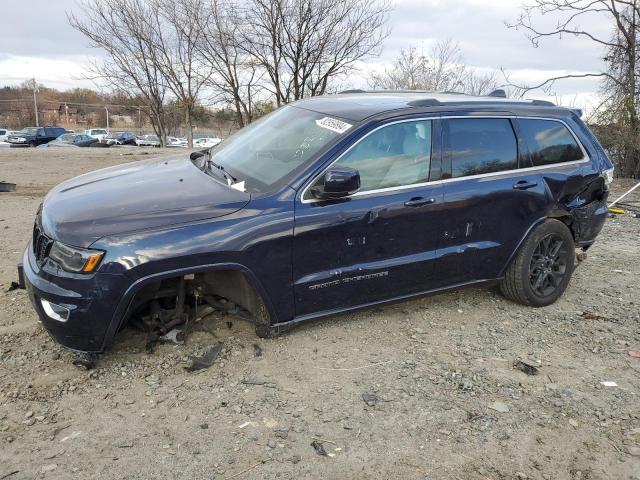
(602, 167), (614, 185)
(49, 242), (104, 273)
(16, 137), (26, 142)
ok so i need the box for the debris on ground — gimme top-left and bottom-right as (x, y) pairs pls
(310, 440), (328, 456)
(600, 381), (618, 387)
(487, 401), (510, 413)
(5, 281), (20, 292)
(580, 311), (609, 321)
(159, 328), (185, 345)
(0, 471), (19, 480)
(253, 343), (263, 357)
(514, 359), (540, 376)
(628, 351), (640, 358)
(184, 342), (223, 372)
(0, 181), (16, 192)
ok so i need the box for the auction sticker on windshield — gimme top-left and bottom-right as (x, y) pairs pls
(315, 117), (352, 134)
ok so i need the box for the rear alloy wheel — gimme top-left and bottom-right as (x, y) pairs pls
(500, 219), (575, 307)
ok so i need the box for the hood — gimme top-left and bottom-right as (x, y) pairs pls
(41, 155), (250, 247)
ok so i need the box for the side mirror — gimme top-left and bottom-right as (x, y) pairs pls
(311, 166), (360, 199)
(190, 150), (207, 160)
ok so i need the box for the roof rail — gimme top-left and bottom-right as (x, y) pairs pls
(407, 99), (441, 107)
(530, 99), (556, 107)
(338, 89), (367, 94)
(488, 89), (507, 98)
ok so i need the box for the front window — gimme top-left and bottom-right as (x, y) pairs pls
(331, 120), (432, 192)
(205, 106), (349, 192)
(21, 127), (39, 135)
(92, 129), (107, 135)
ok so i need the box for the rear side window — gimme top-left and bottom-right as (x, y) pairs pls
(518, 119), (584, 166)
(444, 118), (518, 178)
(332, 120), (432, 192)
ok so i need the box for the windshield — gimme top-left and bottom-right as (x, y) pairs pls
(92, 129), (107, 135)
(21, 127), (39, 135)
(207, 106), (350, 193)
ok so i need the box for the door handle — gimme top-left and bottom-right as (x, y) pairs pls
(404, 197), (436, 207)
(513, 180), (538, 190)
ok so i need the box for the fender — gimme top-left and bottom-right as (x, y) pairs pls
(496, 216), (547, 278)
(101, 262), (279, 350)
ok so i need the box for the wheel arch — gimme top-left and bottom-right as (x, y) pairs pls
(498, 214), (576, 279)
(101, 262), (277, 350)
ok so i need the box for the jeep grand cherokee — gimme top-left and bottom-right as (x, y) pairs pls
(19, 91), (613, 361)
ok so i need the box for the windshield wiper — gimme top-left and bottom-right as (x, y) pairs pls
(207, 159), (237, 183)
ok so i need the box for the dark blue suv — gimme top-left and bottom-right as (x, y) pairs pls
(20, 91), (613, 357)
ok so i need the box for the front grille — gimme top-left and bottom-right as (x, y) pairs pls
(32, 223), (54, 266)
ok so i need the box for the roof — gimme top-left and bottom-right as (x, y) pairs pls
(293, 90), (562, 122)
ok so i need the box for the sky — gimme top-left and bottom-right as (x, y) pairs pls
(0, 0), (612, 110)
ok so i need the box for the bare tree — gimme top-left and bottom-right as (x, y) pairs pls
(68, 0), (170, 145)
(369, 39), (500, 95)
(243, 0), (391, 106)
(149, 0), (211, 147)
(195, 0), (264, 127)
(507, 0), (640, 177)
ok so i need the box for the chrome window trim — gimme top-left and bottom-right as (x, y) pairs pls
(300, 115), (590, 204)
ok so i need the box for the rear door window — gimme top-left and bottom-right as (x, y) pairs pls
(444, 118), (518, 178)
(517, 119), (584, 166)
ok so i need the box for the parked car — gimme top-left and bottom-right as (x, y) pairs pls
(194, 137), (223, 149)
(18, 91), (613, 361)
(167, 136), (188, 147)
(84, 128), (109, 141)
(136, 134), (161, 147)
(102, 131), (137, 146)
(38, 133), (102, 148)
(6, 127), (67, 147)
(0, 128), (20, 142)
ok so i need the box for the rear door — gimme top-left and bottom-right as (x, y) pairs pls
(435, 116), (549, 286)
(293, 118), (445, 316)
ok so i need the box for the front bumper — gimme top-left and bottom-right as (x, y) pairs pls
(22, 242), (130, 352)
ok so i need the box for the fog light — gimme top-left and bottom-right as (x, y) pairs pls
(41, 299), (70, 322)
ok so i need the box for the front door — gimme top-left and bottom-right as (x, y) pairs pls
(292, 118), (445, 317)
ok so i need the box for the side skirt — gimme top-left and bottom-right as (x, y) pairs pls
(268, 277), (500, 336)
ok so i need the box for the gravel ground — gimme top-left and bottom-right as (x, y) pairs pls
(0, 148), (639, 480)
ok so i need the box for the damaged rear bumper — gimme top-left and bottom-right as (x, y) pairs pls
(571, 199), (608, 248)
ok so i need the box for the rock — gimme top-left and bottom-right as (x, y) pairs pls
(267, 438), (276, 449)
(289, 454), (301, 464)
(627, 446), (640, 456)
(569, 419), (578, 428)
(487, 401), (509, 413)
(361, 392), (378, 407)
(40, 464), (57, 474)
(274, 428), (289, 439)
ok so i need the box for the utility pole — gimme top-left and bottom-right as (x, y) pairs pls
(105, 106), (110, 130)
(31, 78), (39, 127)
(64, 104), (69, 125)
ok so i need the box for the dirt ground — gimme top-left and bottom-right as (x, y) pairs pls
(0, 148), (639, 480)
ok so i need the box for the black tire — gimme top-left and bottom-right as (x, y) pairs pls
(500, 219), (575, 307)
(29, 141), (36, 148)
